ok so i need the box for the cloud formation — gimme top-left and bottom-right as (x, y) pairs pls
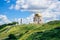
(4, 0), (10, 3)
(9, 0), (57, 10)
(18, 1), (60, 24)
(9, 0), (60, 24)
(42, 1), (60, 22)
(0, 15), (11, 25)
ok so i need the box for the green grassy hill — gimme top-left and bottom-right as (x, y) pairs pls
(0, 20), (60, 40)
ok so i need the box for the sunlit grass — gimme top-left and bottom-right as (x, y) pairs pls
(0, 20), (60, 40)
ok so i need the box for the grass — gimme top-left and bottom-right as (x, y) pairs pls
(0, 20), (60, 40)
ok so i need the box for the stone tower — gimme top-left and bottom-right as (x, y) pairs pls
(33, 13), (42, 24)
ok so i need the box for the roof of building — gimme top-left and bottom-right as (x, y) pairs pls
(35, 13), (42, 17)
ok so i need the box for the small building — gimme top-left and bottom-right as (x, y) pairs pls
(33, 13), (43, 24)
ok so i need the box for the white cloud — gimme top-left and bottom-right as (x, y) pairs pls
(17, 14), (34, 24)
(15, 5), (20, 10)
(9, 0), (60, 24)
(4, 0), (10, 3)
(27, 0), (52, 7)
(10, 0), (57, 10)
(9, 5), (14, 9)
(41, 1), (60, 22)
(16, 0), (25, 5)
(0, 22), (4, 25)
(18, 1), (60, 24)
(21, 4), (29, 9)
(0, 15), (11, 25)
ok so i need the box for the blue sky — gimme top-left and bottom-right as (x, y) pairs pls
(0, 0), (32, 20)
(0, 0), (60, 24)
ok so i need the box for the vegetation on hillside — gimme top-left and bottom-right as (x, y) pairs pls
(26, 27), (60, 40)
(0, 20), (60, 40)
(0, 22), (18, 30)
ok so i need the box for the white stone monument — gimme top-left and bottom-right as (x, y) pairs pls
(33, 13), (43, 24)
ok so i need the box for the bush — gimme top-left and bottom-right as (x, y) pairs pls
(5, 34), (17, 40)
(26, 27), (60, 40)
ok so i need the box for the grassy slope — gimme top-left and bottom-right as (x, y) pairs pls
(19, 24), (60, 40)
(0, 24), (39, 40)
(26, 27), (60, 40)
(0, 20), (60, 40)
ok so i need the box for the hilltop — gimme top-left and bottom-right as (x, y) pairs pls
(0, 20), (60, 40)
